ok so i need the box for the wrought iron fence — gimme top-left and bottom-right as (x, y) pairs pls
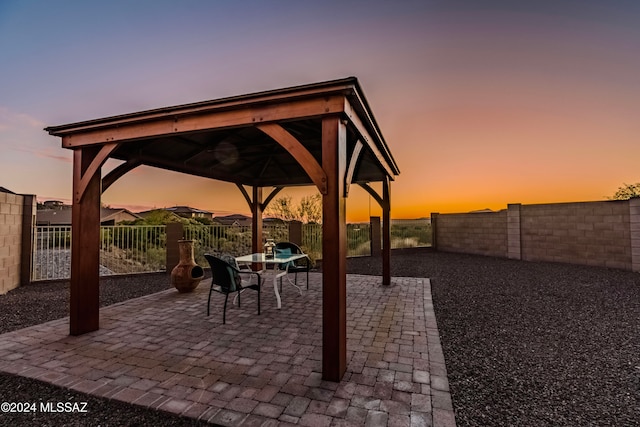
(99, 225), (166, 275)
(300, 223), (372, 261)
(31, 220), (431, 281)
(32, 225), (166, 281)
(183, 223), (289, 266)
(32, 226), (73, 281)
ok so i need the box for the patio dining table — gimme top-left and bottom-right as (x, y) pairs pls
(235, 252), (309, 309)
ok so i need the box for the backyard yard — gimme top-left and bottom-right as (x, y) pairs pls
(0, 248), (638, 426)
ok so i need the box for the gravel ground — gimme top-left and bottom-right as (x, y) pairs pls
(1, 249), (639, 426)
(346, 248), (640, 427)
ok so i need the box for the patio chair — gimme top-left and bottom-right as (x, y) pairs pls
(204, 254), (261, 324)
(275, 242), (310, 290)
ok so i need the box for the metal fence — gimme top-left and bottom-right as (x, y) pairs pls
(32, 225), (166, 281)
(31, 220), (431, 281)
(299, 223), (372, 262)
(183, 224), (289, 266)
(99, 225), (166, 275)
(32, 226), (73, 281)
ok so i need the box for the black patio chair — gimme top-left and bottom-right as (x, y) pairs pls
(204, 254), (261, 324)
(274, 242), (311, 290)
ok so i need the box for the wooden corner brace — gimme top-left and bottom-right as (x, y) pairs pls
(73, 143), (119, 204)
(256, 123), (328, 195)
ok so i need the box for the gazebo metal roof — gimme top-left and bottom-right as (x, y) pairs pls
(46, 77), (399, 381)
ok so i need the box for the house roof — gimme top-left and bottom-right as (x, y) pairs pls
(213, 213), (251, 226)
(37, 207), (140, 225)
(165, 206), (213, 215)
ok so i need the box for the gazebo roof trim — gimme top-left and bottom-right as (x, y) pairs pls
(46, 77), (374, 138)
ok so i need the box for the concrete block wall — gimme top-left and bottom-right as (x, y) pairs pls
(432, 210), (508, 258)
(630, 198), (640, 272)
(433, 199), (639, 272)
(507, 204), (521, 259)
(0, 192), (35, 294)
(520, 200), (631, 269)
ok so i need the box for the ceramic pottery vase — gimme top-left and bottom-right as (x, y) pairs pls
(171, 240), (204, 293)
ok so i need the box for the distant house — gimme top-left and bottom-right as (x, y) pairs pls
(264, 217), (286, 225)
(37, 206), (141, 226)
(41, 200), (65, 209)
(135, 209), (185, 223)
(213, 214), (252, 227)
(163, 206), (213, 220)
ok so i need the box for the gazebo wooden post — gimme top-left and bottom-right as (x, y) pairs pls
(70, 147), (102, 335)
(251, 186), (263, 257)
(382, 176), (391, 286)
(321, 116), (347, 381)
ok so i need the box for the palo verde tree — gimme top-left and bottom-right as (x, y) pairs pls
(610, 183), (640, 200)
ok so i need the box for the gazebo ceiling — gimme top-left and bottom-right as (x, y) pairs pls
(46, 77), (399, 190)
(107, 118), (384, 187)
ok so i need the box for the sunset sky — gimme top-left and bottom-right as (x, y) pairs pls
(1, 1), (639, 222)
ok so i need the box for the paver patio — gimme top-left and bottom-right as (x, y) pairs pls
(0, 273), (455, 426)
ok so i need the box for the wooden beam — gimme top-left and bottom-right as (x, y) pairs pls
(236, 184), (253, 211)
(60, 96), (346, 148)
(102, 158), (141, 193)
(343, 99), (397, 178)
(356, 180), (391, 285)
(261, 186), (284, 211)
(256, 123), (328, 194)
(321, 116), (347, 381)
(344, 140), (363, 196)
(382, 176), (391, 287)
(357, 182), (384, 208)
(74, 142), (119, 203)
(251, 186), (263, 263)
(70, 147), (102, 335)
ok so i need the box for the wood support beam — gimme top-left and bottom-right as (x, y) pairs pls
(321, 116), (347, 381)
(59, 96), (346, 148)
(251, 186), (263, 264)
(357, 182), (384, 207)
(356, 181), (391, 286)
(382, 176), (391, 287)
(345, 140), (363, 196)
(70, 147), (102, 335)
(236, 184), (253, 210)
(256, 123), (328, 194)
(261, 186), (284, 211)
(74, 142), (118, 203)
(102, 158), (141, 193)
(343, 99), (397, 178)
(236, 184), (265, 270)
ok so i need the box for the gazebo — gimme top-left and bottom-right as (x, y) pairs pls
(45, 77), (400, 381)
